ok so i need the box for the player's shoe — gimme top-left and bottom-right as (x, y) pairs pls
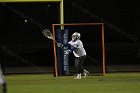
(83, 69), (89, 78)
(74, 74), (81, 79)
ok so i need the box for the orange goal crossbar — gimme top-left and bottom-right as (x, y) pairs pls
(52, 23), (105, 77)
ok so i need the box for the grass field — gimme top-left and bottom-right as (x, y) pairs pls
(3, 73), (140, 93)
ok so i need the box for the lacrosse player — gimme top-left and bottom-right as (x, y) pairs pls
(0, 65), (7, 93)
(68, 32), (89, 79)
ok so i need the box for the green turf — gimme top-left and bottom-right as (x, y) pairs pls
(4, 73), (140, 93)
(0, 85), (2, 93)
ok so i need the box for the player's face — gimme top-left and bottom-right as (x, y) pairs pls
(72, 35), (77, 41)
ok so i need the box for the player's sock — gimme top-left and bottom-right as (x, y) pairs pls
(83, 69), (89, 78)
(75, 73), (81, 79)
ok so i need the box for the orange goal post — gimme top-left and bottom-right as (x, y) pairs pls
(52, 23), (105, 77)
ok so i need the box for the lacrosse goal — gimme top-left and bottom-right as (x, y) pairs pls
(52, 23), (105, 77)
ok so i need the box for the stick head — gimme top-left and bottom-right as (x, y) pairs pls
(42, 29), (54, 40)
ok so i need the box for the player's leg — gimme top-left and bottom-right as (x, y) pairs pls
(74, 57), (81, 79)
(83, 69), (89, 78)
(2, 83), (7, 93)
(74, 56), (89, 79)
(0, 68), (7, 93)
(78, 55), (89, 78)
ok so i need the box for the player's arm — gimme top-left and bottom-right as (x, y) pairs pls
(68, 41), (79, 52)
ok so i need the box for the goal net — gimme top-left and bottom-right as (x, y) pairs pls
(52, 23), (105, 76)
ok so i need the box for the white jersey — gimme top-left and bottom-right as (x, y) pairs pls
(68, 39), (86, 57)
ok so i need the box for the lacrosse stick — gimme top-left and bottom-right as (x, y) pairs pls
(42, 29), (64, 48)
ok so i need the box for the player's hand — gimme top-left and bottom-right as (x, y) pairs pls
(64, 50), (71, 54)
(57, 43), (63, 48)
